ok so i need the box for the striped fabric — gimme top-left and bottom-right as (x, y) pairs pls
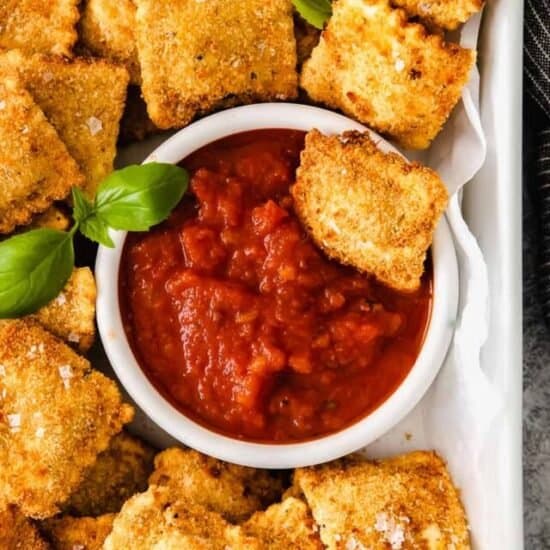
(525, 0), (550, 323)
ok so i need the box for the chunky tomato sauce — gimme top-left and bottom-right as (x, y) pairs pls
(119, 130), (432, 442)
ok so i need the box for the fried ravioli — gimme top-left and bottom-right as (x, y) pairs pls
(30, 205), (71, 231)
(295, 452), (470, 550)
(33, 268), (97, 353)
(0, 320), (134, 519)
(103, 486), (261, 549)
(0, 0), (79, 56)
(294, 13), (321, 67)
(300, 0), (475, 150)
(133, 0), (298, 129)
(148, 448), (284, 522)
(243, 497), (323, 549)
(391, 0), (484, 30)
(0, 74), (84, 234)
(40, 514), (115, 550)
(79, 0), (141, 85)
(292, 130), (448, 291)
(0, 50), (129, 198)
(64, 432), (156, 517)
(0, 506), (50, 550)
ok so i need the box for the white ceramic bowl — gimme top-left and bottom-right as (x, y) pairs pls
(96, 103), (458, 469)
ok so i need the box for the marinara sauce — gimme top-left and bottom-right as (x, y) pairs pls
(119, 130), (432, 442)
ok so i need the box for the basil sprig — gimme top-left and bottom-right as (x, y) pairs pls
(293, 0), (332, 29)
(0, 162), (189, 319)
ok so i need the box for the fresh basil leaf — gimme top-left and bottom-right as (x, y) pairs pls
(72, 186), (94, 223)
(0, 229), (74, 318)
(79, 214), (115, 248)
(293, 0), (332, 29)
(94, 163), (188, 232)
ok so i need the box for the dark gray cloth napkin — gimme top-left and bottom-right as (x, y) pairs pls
(524, 0), (550, 325)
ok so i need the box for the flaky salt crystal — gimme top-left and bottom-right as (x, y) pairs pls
(7, 413), (21, 432)
(86, 116), (103, 136)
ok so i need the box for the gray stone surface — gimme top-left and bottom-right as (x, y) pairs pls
(523, 185), (550, 550)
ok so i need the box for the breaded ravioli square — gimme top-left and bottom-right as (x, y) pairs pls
(292, 130), (448, 291)
(103, 486), (261, 549)
(243, 497), (323, 549)
(0, 74), (84, 234)
(149, 448), (284, 523)
(392, 0), (484, 30)
(0, 320), (134, 519)
(0, 0), (79, 56)
(64, 432), (156, 517)
(79, 0), (141, 85)
(301, 0), (475, 150)
(295, 452), (470, 550)
(33, 268), (97, 352)
(40, 514), (115, 550)
(133, 0), (298, 129)
(0, 506), (50, 550)
(0, 50), (129, 198)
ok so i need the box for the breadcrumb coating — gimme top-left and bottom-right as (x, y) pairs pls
(0, 319), (134, 518)
(33, 268), (97, 353)
(301, 0), (475, 150)
(0, 73), (83, 234)
(149, 447), (284, 523)
(295, 451), (470, 550)
(63, 432), (155, 517)
(0, 50), (129, 198)
(133, 0), (298, 129)
(0, 0), (79, 56)
(40, 514), (115, 550)
(0, 506), (50, 550)
(292, 130), (448, 291)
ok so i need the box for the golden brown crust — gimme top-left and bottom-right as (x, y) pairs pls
(0, 0), (79, 56)
(391, 0), (484, 30)
(295, 451), (470, 550)
(300, 0), (476, 150)
(0, 73), (83, 234)
(243, 497), (323, 549)
(0, 50), (129, 198)
(63, 432), (156, 517)
(0, 506), (51, 550)
(40, 514), (115, 550)
(29, 205), (71, 232)
(103, 486), (262, 549)
(133, 0), (298, 129)
(79, 0), (141, 85)
(0, 319), (134, 519)
(148, 447), (284, 523)
(33, 268), (97, 353)
(292, 130), (448, 291)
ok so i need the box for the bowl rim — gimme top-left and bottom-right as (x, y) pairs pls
(96, 103), (459, 468)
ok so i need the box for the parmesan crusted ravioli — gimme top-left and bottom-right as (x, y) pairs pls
(243, 497), (323, 549)
(301, 0), (475, 150)
(79, 0), (141, 85)
(392, 0), (484, 30)
(103, 486), (262, 550)
(0, 320), (133, 518)
(64, 432), (156, 517)
(40, 514), (115, 550)
(0, 0), (79, 56)
(0, 74), (83, 234)
(295, 452), (470, 550)
(133, 0), (298, 129)
(292, 130), (448, 291)
(0, 50), (129, 198)
(148, 448), (284, 523)
(33, 268), (97, 353)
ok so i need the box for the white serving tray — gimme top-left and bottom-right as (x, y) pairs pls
(462, 0), (524, 548)
(105, 2), (524, 547)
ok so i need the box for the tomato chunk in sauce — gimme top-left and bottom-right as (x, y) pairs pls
(119, 130), (432, 442)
